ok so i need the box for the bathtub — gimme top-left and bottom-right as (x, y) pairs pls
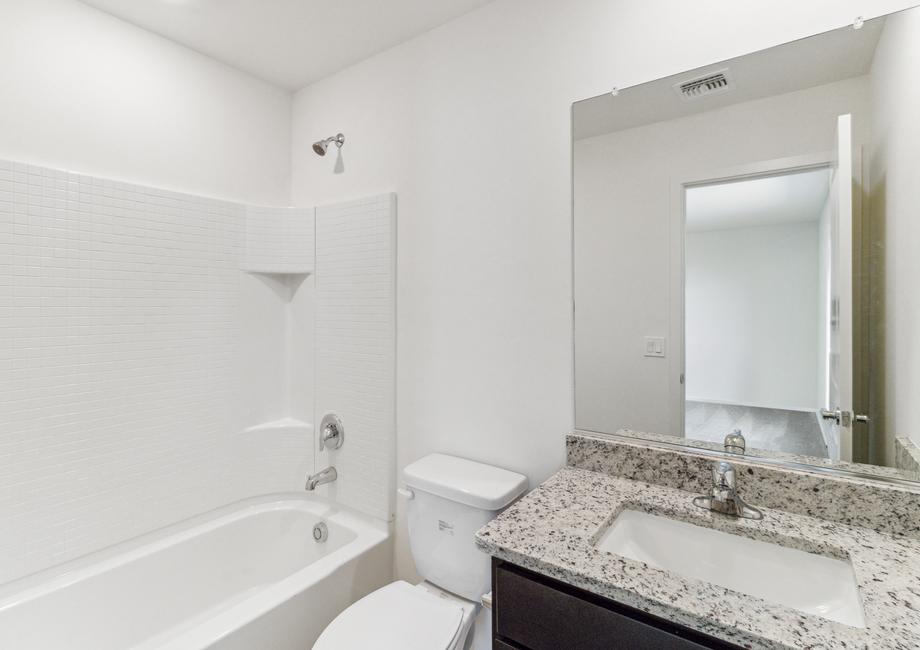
(0, 494), (392, 650)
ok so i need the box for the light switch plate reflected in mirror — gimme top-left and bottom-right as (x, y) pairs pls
(644, 337), (666, 358)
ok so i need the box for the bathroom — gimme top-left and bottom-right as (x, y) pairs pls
(1, 0), (920, 647)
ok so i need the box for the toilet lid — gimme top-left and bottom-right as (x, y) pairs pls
(313, 581), (465, 650)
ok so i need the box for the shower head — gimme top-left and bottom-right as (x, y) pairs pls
(312, 133), (345, 156)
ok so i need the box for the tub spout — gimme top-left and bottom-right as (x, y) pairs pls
(305, 466), (337, 491)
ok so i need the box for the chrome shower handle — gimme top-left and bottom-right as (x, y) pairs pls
(319, 413), (344, 451)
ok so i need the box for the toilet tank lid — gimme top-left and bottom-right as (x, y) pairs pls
(403, 453), (528, 510)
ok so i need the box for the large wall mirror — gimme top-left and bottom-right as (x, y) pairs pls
(573, 6), (920, 481)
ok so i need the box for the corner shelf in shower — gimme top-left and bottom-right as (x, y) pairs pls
(240, 268), (311, 302)
(243, 418), (313, 436)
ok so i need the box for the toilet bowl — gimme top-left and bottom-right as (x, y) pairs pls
(313, 454), (527, 650)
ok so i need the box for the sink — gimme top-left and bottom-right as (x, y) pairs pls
(595, 510), (865, 628)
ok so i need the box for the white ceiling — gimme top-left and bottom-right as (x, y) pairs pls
(686, 168), (832, 233)
(574, 16), (884, 140)
(78, 0), (495, 90)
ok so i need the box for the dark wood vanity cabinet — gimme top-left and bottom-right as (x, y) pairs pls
(491, 559), (741, 650)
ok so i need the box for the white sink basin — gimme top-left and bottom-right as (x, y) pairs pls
(595, 510), (865, 628)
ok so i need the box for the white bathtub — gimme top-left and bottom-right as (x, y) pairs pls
(0, 494), (391, 650)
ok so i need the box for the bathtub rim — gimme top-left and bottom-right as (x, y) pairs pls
(0, 492), (391, 648)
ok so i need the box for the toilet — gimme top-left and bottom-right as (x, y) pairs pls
(313, 453), (528, 650)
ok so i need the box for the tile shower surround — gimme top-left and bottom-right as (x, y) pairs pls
(0, 159), (395, 584)
(314, 195), (396, 523)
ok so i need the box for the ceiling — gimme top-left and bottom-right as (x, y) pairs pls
(78, 0), (495, 90)
(574, 16), (884, 140)
(686, 168), (832, 233)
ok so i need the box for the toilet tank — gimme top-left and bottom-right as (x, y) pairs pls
(403, 454), (528, 602)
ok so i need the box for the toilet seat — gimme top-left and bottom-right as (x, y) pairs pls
(313, 581), (469, 650)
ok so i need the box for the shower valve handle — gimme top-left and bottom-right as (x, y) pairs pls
(319, 413), (344, 451)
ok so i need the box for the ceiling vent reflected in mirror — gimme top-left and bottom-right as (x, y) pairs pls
(674, 69), (734, 101)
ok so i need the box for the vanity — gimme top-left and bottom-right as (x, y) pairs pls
(477, 433), (920, 649)
(491, 559), (737, 649)
(492, 6), (920, 648)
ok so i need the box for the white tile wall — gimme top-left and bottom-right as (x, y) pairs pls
(0, 159), (395, 582)
(0, 160), (312, 585)
(242, 206), (314, 274)
(314, 194), (396, 521)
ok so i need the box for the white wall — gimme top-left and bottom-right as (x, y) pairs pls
(575, 77), (869, 436)
(289, 0), (914, 583)
(0, 0), (291, 206)
(685, 221), (821, 410)
(868, 8), (920, 450)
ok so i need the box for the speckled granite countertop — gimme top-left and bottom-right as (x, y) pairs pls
(476, 467), (920, 649)
(616, 428), (917, 481)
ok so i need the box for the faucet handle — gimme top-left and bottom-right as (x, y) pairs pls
(695, 460), (763, 520)
(319, 413), (344, 451)
(712, 461), (736, 490)
(724, 429), (746, 454)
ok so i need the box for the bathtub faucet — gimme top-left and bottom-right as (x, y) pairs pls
(305, 466), (337, 491)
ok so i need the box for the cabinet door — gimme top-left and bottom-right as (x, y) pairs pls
(492, 640), (522, 650)
(493, 561), (738, 650)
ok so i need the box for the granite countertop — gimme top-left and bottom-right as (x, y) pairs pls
(615, 428), (918, 481)
(475, 467), (920, 649)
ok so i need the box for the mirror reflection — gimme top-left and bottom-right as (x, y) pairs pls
(684, 168), (837, 458)
(574, 7), (920, 479)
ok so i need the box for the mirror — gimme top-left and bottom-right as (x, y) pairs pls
(573, 6), (920, 481)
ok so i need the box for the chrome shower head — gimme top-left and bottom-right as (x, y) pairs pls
(312, 133), (345, 157)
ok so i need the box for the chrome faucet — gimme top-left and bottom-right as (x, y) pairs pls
(305, 466), (337, 491)
(724, 429), (746, 455)
(692, 461), (763, 520)
(319, 413), (344, 451)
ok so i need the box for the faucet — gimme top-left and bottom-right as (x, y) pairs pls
(692, 461), (763, 520)
(724, 429), (746, 455)
(305, 466), (337, 491)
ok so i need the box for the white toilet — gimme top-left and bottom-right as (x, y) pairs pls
(313, 453), (528, 650)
